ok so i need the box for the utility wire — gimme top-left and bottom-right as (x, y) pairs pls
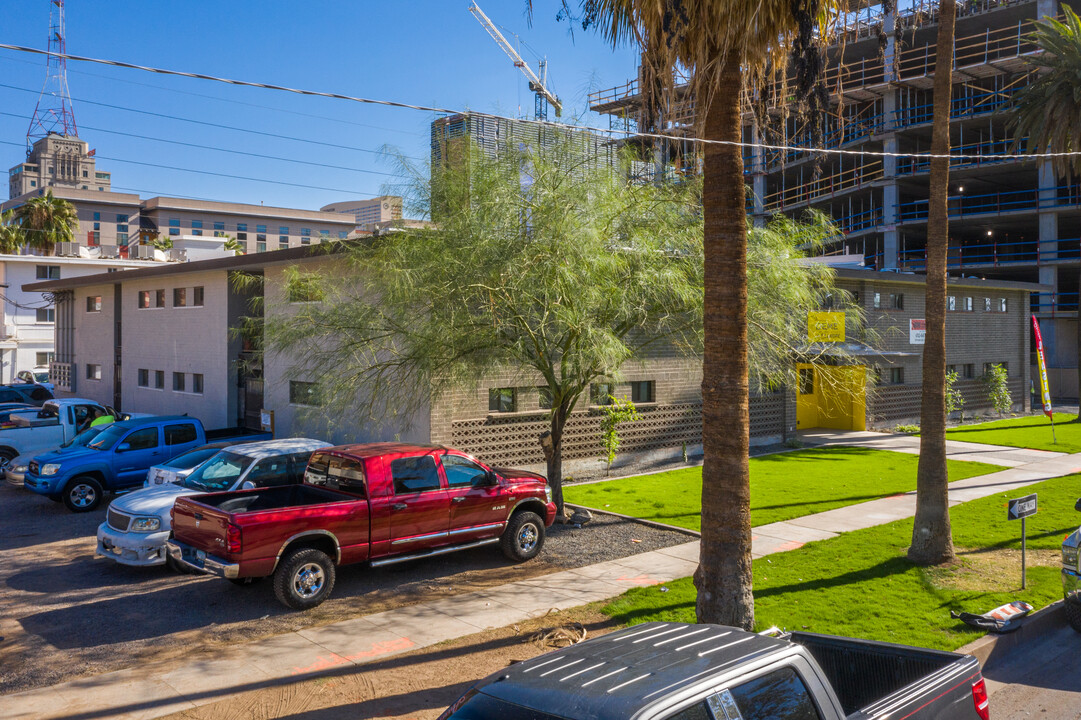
(0, 139), (393, 196)
(1, 42), (1079, 161)
(0, 82), (424, 162)
(0, 110), (407, 178)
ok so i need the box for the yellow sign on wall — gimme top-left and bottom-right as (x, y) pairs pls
(808, 311), (846, 342)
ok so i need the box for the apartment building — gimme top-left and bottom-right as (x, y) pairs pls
(320, 196), (403, 230)
(589, 0), (1079, 393)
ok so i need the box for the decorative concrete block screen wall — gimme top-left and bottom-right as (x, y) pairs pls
(868, 377), (1026, 428)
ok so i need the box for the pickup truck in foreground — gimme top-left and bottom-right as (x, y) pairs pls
(97, 438), (330, 568)
(439, 622), (989, 720)
(168, 443), (556, 609)
(1061, 497), (1081, 632)
(24, 415), (271, 512)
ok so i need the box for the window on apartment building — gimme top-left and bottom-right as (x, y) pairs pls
(169, 218), (180, 236)
(279, 236), (289, 249)
(213, 222), (224, 231)
(257, 241), (267, 253)
(86, 296), (102, 312)
(86, 364), (101, 381)
(946, 296), (957, 311)
(963, 296), (974, 312)
(488, 387), (517, 413)
(256, 224), (267, 233)
(117, 233), (128, 246)
(90, 231), (100, 246)
(538, 386), (553, 410)
(192, 229), (202, 236)
(237, 223), (247, 232)
(82, 170), (88, 178)
(289, 381), (319, 407)
(236, 232), (247, 242)
(138, 291), (151, 309)
(963, 363), (975, 379)
(872, 292), (881, 310)
(984, 362), (1008, 376)
(192, 373), (204, 394)
(946, 364), (957, 376)
(890, 367), (905, 384)
(319, 230), (330, 239)
(138, 369), (149, 387)
(338, 231), (348, 239)
(35, 265), (60, 280)
(173, 372), (185, 392)
(301, 228), (311, 237)
(36, 352), (53, 366)
(35, 308), (54, 323)
(193, 287), (204, 306)
(155, 289), (165, 308)
(93, 212), (100, 222)
(630, 380), (655, 403)
(999, 298), (1007, 312)
(984, 297), (992, 312)
(191, 220), (203, 230)
(279, 226), (289, 235)
(155, 370), (165, 389)
(890, 293), (904, 310)
(590, 383), (614, 406)
(173, 288), (187, 307)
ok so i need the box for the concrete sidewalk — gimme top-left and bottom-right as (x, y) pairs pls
(7, 436), (1081, 720)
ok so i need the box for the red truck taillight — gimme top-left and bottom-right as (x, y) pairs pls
(971, 679), (990, 720)
(226, 523), (242, 553)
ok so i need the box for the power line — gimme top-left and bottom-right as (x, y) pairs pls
(1, 41), (1079, 161)
(0, 82), (425, 162)
(0, 110), (408, 178)
(0, 139), (396, 196)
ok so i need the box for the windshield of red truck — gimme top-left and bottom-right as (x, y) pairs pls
(182, 451), (251, 492)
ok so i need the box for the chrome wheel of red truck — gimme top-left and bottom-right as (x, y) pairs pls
(502, 511), (545, 561)
(273, 548), (336, 610)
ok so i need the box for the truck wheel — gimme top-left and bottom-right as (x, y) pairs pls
(501, 511), (545, 562)
(63, 476), (103, 513)
(273, 548), (336, 610)
(1066, 600), (1081, 633)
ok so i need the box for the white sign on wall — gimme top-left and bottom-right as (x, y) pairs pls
(909, 318), (926, 345)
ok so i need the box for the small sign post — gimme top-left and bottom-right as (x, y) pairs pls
(1008, 493), (1038, 589)
(260, 409), (275, 436)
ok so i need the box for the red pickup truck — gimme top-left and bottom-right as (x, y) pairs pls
(166, 443), (557, 609)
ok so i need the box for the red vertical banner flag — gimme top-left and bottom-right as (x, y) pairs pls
(1032, 315), (1053, 419)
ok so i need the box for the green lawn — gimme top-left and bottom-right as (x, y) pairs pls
(945, 413), (1081, 453)
(564, 447), (999, 530)
(603, 472), (1081, 651)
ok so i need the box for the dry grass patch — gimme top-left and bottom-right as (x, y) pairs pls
(926, 547), (1061, 593)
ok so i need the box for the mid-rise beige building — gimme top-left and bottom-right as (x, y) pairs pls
(7, 135), (111, 199)
(320, 196), (402, 231)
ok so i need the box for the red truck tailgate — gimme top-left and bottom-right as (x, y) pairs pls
(173, 497), (233, 556)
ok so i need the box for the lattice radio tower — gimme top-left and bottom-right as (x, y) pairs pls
(26, 0), (78, 155)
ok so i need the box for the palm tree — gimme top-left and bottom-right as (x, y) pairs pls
(909, 0), (958, 566)
(535, 1), (833, 629)
(12, 191), (78, 256)
(1010, 7), (1081, 418)
(0, 210), (24, 255)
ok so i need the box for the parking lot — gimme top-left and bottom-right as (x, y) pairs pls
(0, 482), (692, 695)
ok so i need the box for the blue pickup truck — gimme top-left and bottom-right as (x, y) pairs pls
(23, 416), (270, 512)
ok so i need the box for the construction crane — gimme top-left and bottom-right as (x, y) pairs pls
(468, 1), (562, 120)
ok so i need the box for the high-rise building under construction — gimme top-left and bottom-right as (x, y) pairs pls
(590, 0), (1081, 397)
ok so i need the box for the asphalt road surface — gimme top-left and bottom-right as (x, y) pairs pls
(984, 614), (1081, 719)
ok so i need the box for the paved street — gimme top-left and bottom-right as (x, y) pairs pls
(984, 614), (1081, 719)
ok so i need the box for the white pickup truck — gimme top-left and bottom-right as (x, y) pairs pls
(0, 399), (113, 466)
(97, 438), (330, 568)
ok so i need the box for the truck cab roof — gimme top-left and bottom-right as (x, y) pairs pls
(473, 623), (790, 719)
(106, 415), (199, 431)
(222, 438), (332, 459)
(325, 442), (448, 459)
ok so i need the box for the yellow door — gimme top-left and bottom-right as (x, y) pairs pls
(796, 364), (866, 431)
(796, 364), (818, 429)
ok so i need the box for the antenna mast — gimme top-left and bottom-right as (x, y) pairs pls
(27, 0), (78, 154)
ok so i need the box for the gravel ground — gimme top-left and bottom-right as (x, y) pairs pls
(0, 483), (693, 696)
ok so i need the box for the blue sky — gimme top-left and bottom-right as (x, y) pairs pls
(0, 1), (639, 213)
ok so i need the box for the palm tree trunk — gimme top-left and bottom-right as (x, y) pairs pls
(909, 0), (957, 566)
(694, 54), (754, 630)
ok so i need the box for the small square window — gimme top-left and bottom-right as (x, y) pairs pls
(890, 293), (904, 310)
(173, 288), (186, 307)
(138, 368), (149, 387)
(237, 223), (248, 232)
(86, 296), (102, 313)
(173, 372), (185, 392)
(590, 383), (614, 406)
(488, 387), (516, 413)
(192, 373), (204, 394)
(890, 367), (905, 384)
(86, 363), (102, 381)
(35, 265), (60, 280)
(963, 296), (973, 312)
(963, 363), (975, 379)
(155, 289), (165, 308)
(168, 228), (180, 236)
(193, 287), (204, 306)
(191, 220), (203, 229)
(154, 370), (165, 389)
(138, 290), (150, 309)
(213, 221), (225, 231)
(35, 308), (55, 323)
(279, 226), (289, 235)
(946, 296), (957, 311)
(169, 218), (180, 227)
(630, 380), (655, 403)
(36, 352), (53, 366)
(290, 381), (319, 406)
